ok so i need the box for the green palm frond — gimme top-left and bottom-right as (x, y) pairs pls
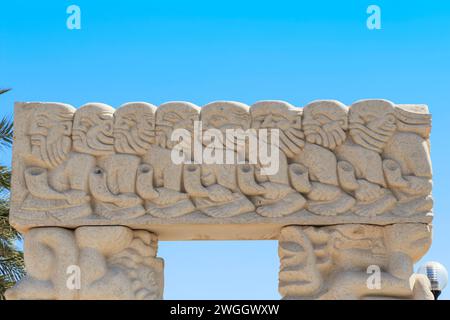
(0, 117), (13, 149)
(0, 93), (24, 298)
(0, 199), (24, 299)
(0, 200), (21, 240)
(0, 166), (11, 191)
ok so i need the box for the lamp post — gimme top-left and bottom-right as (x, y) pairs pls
(418, 261), (448, 299)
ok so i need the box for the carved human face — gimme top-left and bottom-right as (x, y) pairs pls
(302, 100), (348, 150)
(201, 102), (251, 147)
(349, 100), (396, 153)
(156, 102), (200, 150)
(28, 104), (74, 168)
(72, 103), (115, 156)
(114, 102), (156, 155)
(251, 101), (304, 158)
(331, 225), (387, 267)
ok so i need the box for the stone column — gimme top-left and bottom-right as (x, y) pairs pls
(6, 226), (164, 300)
(278, 224), (434, 300)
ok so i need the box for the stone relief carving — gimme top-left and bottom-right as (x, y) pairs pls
(5, 226), (164, 300)
(336, 100), (397, 217)
(21, 103), (93, 220)
(10, 99), (432, 230)
(290, 100), (356, 216)
(241, 101), (306, 217)
(76, 103), (145, 220)
(187, 101), (255, 218)
(278, 224), (433, 300)
(7, 99), (434, 300)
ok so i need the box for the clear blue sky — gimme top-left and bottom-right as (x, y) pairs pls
(1, 0), (449, 299)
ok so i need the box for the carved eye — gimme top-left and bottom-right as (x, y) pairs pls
(254, 116), (265, 123)
(120, 117), (135, 127)
(62, 123), (70, 132)
(386, 114), (396, 123)
(208, 115), (227, 127)
(271, 115), (284, 123)
(36, 116), (47, 127)
(163, 112), (182, 123)
(80, 118), (93, 128)
(314, 114), (330, 124)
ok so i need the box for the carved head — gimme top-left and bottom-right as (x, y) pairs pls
(28, 103), (75, 168)
(72, 103), (115, 156)
(114, 102), (156, 155)
(384, 224), (431, 261)
(251, 101), (304, 158)
(201, 101), (251, 147)
(155, 102), (200, 149)
(394, 104), (431, 139)
(302, 100), (348, 150)
(331, 225), (387, 267)
(349, 100), (396, 153)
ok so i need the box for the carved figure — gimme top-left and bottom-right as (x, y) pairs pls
(184, 101), (255, 217)
(73, 103), (144, 219)
(290, 100), (355, 215)
(336, 99), (397, 216)
(139, 102), (196, 217)
(279, 224), (433, 300)
(21, 103), (92, 220)
(5, 227), (164, 300)
(383, 104), (433, 215)
(237, 101), (306, 217)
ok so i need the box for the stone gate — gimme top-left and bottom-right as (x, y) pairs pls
(6, 99), (434, 299)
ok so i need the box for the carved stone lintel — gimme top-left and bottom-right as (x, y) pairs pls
(10, 100), (433, 239)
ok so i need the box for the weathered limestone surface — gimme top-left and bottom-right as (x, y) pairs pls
(10, 100), (432, 238)
(7, 99), (433, 299)
(6, 226), (163, 300)
(278, 224), (433, 300)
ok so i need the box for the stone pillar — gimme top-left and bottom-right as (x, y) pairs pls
(6, 226), (164, 300)
(278, 224), (434, 300)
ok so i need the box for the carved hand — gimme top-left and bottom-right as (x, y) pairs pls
(64, 190), (90, 205)
(308, 182), (340, 202)
(114, 193), (142, 207)
(355, 180), (383, 202)
(208, 185), (234, 202)
(404, 176), (432, 196)
(154, 188), (188, 205)
(261, 183), (292, 200)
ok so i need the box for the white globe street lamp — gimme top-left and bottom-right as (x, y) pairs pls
(418, 261), (448, 299)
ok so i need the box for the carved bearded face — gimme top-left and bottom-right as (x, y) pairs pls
(251, 101), (304, 158)
(201, 101), (251, 148)
(28, 103), (75, 168)
(114, 102), (156, 155)
(302, 100), (348, 150)
(72, 103), (115, 156)
(349, 100), (396, 153)
(156, 102), (200, 150)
